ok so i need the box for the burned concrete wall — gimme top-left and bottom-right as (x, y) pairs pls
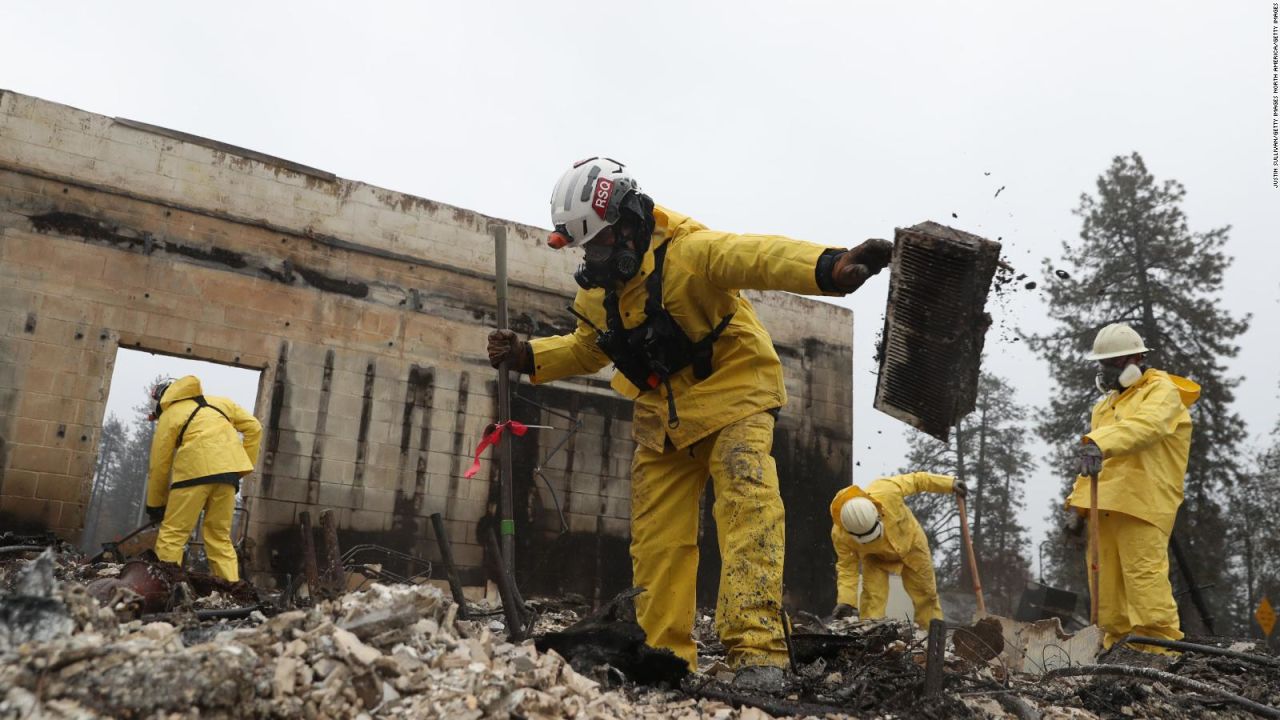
(0, 91), (852, 609)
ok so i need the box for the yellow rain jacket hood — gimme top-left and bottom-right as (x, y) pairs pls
(1067, 369), (1199, 535)
(529, 205), (835, 451)
(147, 375), (263, 509)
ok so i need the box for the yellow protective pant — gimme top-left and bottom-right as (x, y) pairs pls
(1088, 510), (1182, 654)
(154, 482), (240, 581)
(859, 529), (943, 629)
(630, 411), (788, 670)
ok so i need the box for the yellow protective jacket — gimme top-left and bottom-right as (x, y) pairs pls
(1066, 369), (1199, 535)
(828, 472), (956, 607)
(528, 205), (837, 451)
(146, 375), (262, 509)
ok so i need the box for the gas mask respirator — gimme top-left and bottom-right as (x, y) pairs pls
(574, 240), (641, 290)
(1095, 363), (1145, 394)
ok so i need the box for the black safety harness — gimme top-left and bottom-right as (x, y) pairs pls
(570, 242), (734, 429)
(166, 395), (243, 492)
(174, 395), (232, 448)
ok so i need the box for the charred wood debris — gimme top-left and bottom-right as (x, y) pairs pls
(1, 530), (1277, 720)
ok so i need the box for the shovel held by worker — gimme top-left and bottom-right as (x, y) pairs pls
(1088, 469), (1100, 626)
(956, 494), (986, 615)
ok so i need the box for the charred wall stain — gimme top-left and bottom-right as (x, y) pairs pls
(305, 349), (335, 505)
(353, 361), (376, 487)
(29, 211), (247, 269)
(411, 369), (436, 515)
(23, 208), (575, 342)
(395, 365), (434, 509)
(0, 509), (49, 534)
(0, 435), (8, 494)
(28, 211), (372, 301)
(259, 502), (488, 590)
(444, 373), (470, 518)
(505, 381), (634, 602)
(294, 265), (367, 299)
(563, 394), (580, 514)
(259, 342), (291, 497)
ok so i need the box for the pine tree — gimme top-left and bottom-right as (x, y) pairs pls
(85, 378), (161, 547)
(81, 414), (128, 550)
(901, 371), (1035, 614)
(1225, 416), (1280, 645)
(1027, 152), (1249, 632)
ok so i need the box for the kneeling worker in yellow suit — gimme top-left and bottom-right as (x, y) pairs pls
(828, 472), (966, 628)
(145, 375), (262, 581)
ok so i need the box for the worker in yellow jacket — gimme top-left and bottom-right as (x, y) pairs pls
(828, 472), (965, 628)
(146, 375), (262, 581)
(1069, 323), (1199, 654)
(487, 158), (892, 690)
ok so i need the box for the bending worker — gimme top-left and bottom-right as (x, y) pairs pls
(487, 157), (892, 689)
(829, 472), (966, 628)
(145, 375), (262, 582)
(1070, 323), (1198, 654)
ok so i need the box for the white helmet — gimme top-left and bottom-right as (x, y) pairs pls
(548, 157), (639, 249)
(840, 497), (883, 544)
(1086, 323), (1150, 361)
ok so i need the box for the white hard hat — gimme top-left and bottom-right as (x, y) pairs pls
(840, 497), (883, 544)
(1086, 323), (1151, 361)
(548, 157), (638, 249)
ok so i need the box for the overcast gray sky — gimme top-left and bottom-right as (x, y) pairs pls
(6, 1), (1278, 560)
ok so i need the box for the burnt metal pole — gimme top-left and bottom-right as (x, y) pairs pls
(298, 511), (320, 604)
(485, 527), (525, 641)
(924, 618), (947, 695)
(430, 512), (470, 619)
(491, 223), (517, 574)
(319, 509), (344, 598)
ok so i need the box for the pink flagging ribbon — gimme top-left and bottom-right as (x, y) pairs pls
(462, 420), (529, 478)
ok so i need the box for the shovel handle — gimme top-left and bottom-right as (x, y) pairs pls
(1089, 471), (1101, 626)
(956, 495), (986, 615)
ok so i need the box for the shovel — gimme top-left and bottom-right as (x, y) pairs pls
(956, 494), (986, 615)
(951, 490), (1106, 674)
(88, 519), (157, 564)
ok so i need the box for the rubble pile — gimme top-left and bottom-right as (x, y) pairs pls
(2, 547), (1279, 719)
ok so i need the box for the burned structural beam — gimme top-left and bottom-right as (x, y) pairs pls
(298, 511), (321, 604)
(874, 222), (1001, 441)
(319, 509), (345, 598)
(431, 512), (470, 619)
(924, 618), (947, 695)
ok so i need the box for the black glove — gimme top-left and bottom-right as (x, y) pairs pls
(953, 478), (968, 498)
(145, 505), (166, 523)
(831, 239), (893, 293)
(1078, 442), (1103, 477)
(487, 330), (531, 373)
(829, 603), (857, 621)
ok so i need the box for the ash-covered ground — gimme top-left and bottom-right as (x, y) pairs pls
(2, 544), (1277, 719)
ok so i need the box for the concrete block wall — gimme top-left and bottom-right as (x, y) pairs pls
(0, 90), (853, 608)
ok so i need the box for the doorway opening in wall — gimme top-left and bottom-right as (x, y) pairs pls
(82, 347), (262, 572)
